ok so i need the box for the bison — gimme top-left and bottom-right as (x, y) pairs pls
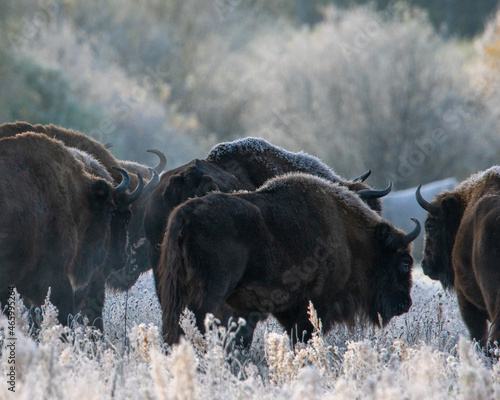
(416, 166), (500, 348)
(0, 133), (140, 327)
(159, 172), (420, 346)
(0, 122), (164, 295)
(145, 137), (392, 299)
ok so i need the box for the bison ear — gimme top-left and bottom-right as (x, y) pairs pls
(163, 174), (184, 202)
(442, 195), (461, 218)
(375, 222), (399, 251)
(168, 174), (184, 186)
(196, 174), (219, 196)
(90, 180), (112, 214)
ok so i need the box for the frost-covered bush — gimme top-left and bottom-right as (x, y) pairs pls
(189, 4), (500, 189)
(3, 1), (499, 186)
(1, 268), (499, 399)
(10, 19), (202, 168)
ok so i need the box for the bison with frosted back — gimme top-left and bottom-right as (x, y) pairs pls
(159, 172), (420, 346)
(416, 166), (500, 348)
(145, 137), (392, 299)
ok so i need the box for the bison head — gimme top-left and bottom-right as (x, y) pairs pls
(106, 167), (160, 291)
(71, 178), (115, 289)
(145, 159), (243, 268)
(371, 218), (421, 326)
(106, 167), (144, 272)
(416, 185), (463, 289)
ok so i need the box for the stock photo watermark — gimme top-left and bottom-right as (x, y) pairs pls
(8, 0), (60, 51)
(4, 286), (17, 393)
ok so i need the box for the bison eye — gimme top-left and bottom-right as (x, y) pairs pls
(399, 257), (412, 274)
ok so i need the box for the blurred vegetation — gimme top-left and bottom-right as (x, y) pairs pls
(0, 50), (102, 130)
(0, 0), (499, 186)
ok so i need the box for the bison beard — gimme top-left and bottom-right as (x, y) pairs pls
(158, 173), (419, 346)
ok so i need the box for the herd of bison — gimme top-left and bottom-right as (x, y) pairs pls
(0, 122), (499, 351)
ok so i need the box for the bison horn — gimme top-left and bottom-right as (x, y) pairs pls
(415, 185), (439, 214)
(112, 168), (144, 204)
(357, 181), (393, 199)
(104, 142), (113, 149)
(352, 169), (372, 182)
(147, 149), (167, 173)
(112, 167), (131, 195)
(402, 218), (421, 245)
(143, 168), (159, 196)
(125, 173), (144, 204)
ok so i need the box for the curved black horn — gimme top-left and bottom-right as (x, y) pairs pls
(357, 181), (393, 199)
(147, 149), (167, 173)
(104, 142), (113, 149)
(125, 173), (144, 204)
(403, 218), (421, 245)
(415, 184), (439, 214)
(143, 168), (159, 196)
(112, 167), (131, 195)
(352, 169), (372, 183)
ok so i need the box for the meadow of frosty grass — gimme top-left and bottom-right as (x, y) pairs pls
(2, 267), (500, 399)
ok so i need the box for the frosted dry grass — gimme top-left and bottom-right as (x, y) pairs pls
(1, 268), (498, 399)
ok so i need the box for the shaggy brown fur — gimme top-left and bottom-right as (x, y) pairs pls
(0, 133), (117, 326)
(417, 166), (500, 347)
(0, 122), (125, 184)
(145, 138), (391, 303)
(159, 173), (420, 345)
(0, 122), (165, 291)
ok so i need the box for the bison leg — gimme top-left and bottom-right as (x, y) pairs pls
(152, 262), (162, 302)
(274, 303), (314, 345)
(456, 289), (489, 348)
(161, 295), (226, 345)
(218, 308), (266, 348)
(74, 270), (106, 331)
(13, 276), (75, 327)
(50, 279), (77, 327)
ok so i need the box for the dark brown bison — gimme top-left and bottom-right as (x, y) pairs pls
(159, 173), (420, 345)
(0, 133), (139, 327)
(0, 122), (164, 292)
(416, 166), (500, 348)
(144, 137), (392, 300)
(0, 121), (157, 329)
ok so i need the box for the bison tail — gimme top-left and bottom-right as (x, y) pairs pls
(158, 207), (203, 345)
